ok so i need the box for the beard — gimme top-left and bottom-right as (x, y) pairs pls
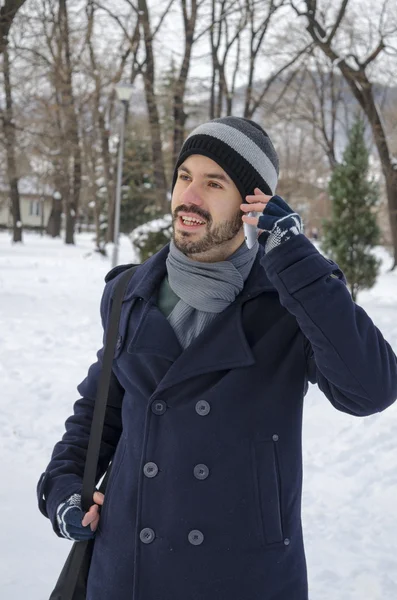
(172, 204), (243, 255)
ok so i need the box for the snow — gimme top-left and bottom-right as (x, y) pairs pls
(332, 56), (343, 67)
(130, 214), (172, 244)
(0, 176), (54, 197)
(1, 231), (397, 599)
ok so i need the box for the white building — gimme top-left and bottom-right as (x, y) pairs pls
(0, 177), (54, 229)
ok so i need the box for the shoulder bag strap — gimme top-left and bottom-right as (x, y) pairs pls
(81, 265), (139, 511)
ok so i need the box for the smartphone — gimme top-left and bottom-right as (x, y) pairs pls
(244, 212), (257, 249)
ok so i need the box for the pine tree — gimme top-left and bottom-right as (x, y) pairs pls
(322, 118), (381, 302)
(120, 130), (162, 235)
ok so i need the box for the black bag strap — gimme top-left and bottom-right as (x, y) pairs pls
(81, 265), (139, 512)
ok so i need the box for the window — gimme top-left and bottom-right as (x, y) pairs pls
(29, 200), (41, 216)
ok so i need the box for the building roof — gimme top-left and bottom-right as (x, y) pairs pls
(0, 176), (54, 197)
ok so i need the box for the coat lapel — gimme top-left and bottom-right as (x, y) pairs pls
(127, 302), (182, 362)
(150, 247), (277, 393)
(154, 297), (255, 393)
(117, 243), (278, 390)
(121, 245), (183, 363)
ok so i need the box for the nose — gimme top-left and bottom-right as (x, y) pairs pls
(180, 182), (203, 206)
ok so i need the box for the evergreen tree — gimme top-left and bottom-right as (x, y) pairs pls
(322, 118), (381, 302)
(120, 130), (163, 234)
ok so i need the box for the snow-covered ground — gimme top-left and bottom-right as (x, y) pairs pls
(0, 231), (396, 600)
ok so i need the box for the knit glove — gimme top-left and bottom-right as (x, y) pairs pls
(257, 195), (303, 254)
(56, 493), (96, 541)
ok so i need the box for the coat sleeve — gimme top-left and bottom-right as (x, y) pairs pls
(261, 234), (397, 417)
(37, 275), (125, 534)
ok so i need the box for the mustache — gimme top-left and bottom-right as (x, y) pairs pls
(172, 205), (211, 224)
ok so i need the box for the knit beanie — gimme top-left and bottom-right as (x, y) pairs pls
(171, 116), (279, 200)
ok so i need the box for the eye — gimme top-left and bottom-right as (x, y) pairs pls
(208, 181), (222, 189)
(178, 173), (190, 181)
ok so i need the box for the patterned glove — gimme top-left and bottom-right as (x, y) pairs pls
(56, 493), (96, 541)
(257, 195), (303, 254)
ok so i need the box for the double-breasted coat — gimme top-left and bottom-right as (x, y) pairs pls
(38, 234), (397, 600)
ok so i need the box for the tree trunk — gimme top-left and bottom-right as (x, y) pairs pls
(172, 0), (198, 164)
(244, 57), (255, 119)
(143, 77), (168, 211)
(139, 0), (168, 212)
(0, 1), (28, 53)
(99, 111), (115, 244)
(86, 2), (115, 244)
(46, 194), (62, 238)
(384, 168), (397, 268)
(209, 61), (216, 120)
(173, 98), (187, 163)
(2, 42), (22, 242)
(59, 0), (81, 245)
(1, 2), (28, 242)
(209, 1), (217, 120)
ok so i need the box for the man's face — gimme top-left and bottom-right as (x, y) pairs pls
(171, 154), (245, 260)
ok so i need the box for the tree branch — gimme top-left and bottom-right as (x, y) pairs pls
(152, 0), (177, 38)
(326, 0), (349, 45)
(12, 44), (52, 68)
(0, 0), (28, 51)
(93, 1), (138, 44)
(361, 39), (385, 69)
(249, 42), (313, 117)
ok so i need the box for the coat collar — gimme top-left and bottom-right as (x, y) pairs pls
(122, 242), (275, 304)
(154, 297), (254, 393)
(121, 243), (277, 393)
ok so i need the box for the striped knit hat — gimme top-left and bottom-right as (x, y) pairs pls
(171, 116), (279, 200)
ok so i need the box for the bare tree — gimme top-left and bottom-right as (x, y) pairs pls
(30, 0), (83, 244)
(278, 55), (354, 170)
(138, 0), (171, 212)
(209, 0), (247, 119)
(96, 0), (173, 213)
(207, 0), (311, 122)
(85, 1), (115, 248)
(86, 2), (132, 245)
(172, 0), (201, 163)
(91, 0), (142, 242)
(1, 40), (22, 241)
(0, 0), (29, 242)
(57, 0), (82, 244)
(243, 0), (314, 119)
(291, 0), (397, 267)
(244, 0), (283, 118)
(0, 0), (28, 53)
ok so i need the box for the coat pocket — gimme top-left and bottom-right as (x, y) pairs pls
(252, 438), (284, 545)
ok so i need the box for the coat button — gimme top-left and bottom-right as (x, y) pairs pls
(284, 538), (290, 546)
(143, 462), (159, 478)
(188, 530), (204, 546)
(272, 434), (279, 442)
(195, 400), (210, 416)
(194, 464), (209, 480)
(140, 528), (155, 544)
(151, 400), (167, 415)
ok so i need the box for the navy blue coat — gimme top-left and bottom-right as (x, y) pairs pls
(38, 235), (397, 600)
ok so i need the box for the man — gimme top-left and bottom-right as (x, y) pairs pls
(37, 117), (397, 600)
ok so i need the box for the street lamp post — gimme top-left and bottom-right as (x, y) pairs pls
(40, 196), (45, 236)
(112, 83), (134, 269)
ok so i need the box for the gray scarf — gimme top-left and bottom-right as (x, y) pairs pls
(166, 239), (258, 348)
